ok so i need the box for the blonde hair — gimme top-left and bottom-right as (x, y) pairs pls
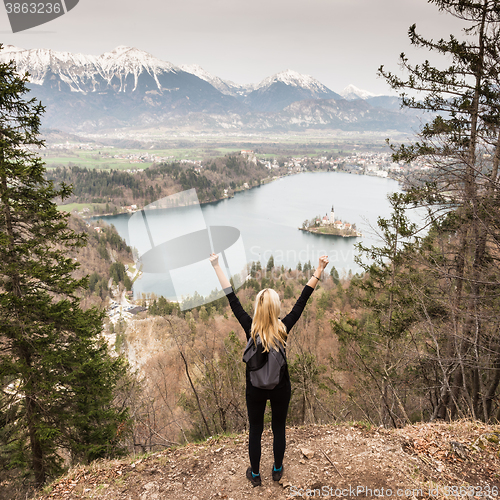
(250, 288), (288, 352)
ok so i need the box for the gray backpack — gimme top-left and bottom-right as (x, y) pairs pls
(242, 335), (287, 390)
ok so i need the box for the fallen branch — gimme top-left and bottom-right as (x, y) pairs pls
(320, 448), (344, 478)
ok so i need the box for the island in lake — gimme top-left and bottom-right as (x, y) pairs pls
(299, 205), (362, 238)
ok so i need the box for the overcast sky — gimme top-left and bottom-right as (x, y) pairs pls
(0, 0), (467, 94)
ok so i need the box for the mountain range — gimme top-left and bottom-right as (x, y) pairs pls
(0, 45), (420, 133)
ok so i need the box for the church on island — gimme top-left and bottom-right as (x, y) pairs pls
(301, 205), (361, 238)
(316, 206), (353, 232)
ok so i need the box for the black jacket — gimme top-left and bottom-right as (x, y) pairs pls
(225, 285), (314, 389)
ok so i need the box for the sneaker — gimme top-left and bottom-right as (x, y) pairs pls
(272, 463), (284, 482)
(246, 467), (262, 487)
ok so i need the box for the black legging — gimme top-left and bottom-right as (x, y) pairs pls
(246, 378), (291, 474)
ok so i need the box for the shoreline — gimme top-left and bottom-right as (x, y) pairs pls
(298, 227), (362, 238)
(71, 168), (397, 221)
(77, 173), (291, 219)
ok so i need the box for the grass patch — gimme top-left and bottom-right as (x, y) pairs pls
(352, 420), (373, 431)
(41, 136), (382, 173)
(41, 483), (54, 496)
(57, 203), (107, 214)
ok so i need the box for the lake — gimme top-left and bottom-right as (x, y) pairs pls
(95, 171), (409, 303)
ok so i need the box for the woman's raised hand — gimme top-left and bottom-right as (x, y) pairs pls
(210, 253), (231, 288)
(209, 253), (219, 267)
(318, 255), (329, 271)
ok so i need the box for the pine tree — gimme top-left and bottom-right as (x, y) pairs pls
(0, 45), (128, 486)
(329, 265), (340, 285)
(266, 254), (274, 273)
(332, 193), (423, 427)
(377, 1), (500, 421)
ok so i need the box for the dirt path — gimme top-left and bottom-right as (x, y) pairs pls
(34, 422), (500, 500)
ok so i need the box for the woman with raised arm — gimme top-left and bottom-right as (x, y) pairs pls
(209, 253), (329, 487)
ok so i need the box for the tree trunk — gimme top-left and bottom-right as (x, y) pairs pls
(3, 170), (46, 484)
(21, 347), (45, 486)
(484, 354), (500, 421)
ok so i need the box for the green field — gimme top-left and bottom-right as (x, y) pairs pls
(57, 202), (108, 214)
(44, 150), (155, 171)
(43, 147), (228, 170)
(43, 145), (337, 171)
(42, 132), (393, 171)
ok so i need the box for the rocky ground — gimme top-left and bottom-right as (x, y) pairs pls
(14, 421), (500, 500)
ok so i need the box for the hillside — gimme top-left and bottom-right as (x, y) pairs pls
(47, 154), (271, 214)
(33, 421), (499, 500)
(66, 215), (133, 308)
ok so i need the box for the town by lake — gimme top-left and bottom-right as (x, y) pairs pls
(97, 171), (420, 301)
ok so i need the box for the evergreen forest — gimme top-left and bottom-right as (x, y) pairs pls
(45, 154), (270, 214)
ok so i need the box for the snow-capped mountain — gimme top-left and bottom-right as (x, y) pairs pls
(1, 45), (102, 89)
(178, 67), (341, 105)
(0, 45), (247, 129)
(340, 84), (379, 101)
(1, 45), (189, 93)
(0, 45), (419, 132)
(179, 64), (244, 96)
(255, 70), (332, 93)
(96, 46), (180, 92)
(179, 64), (229, 93)
(244, 70), (342, 112)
